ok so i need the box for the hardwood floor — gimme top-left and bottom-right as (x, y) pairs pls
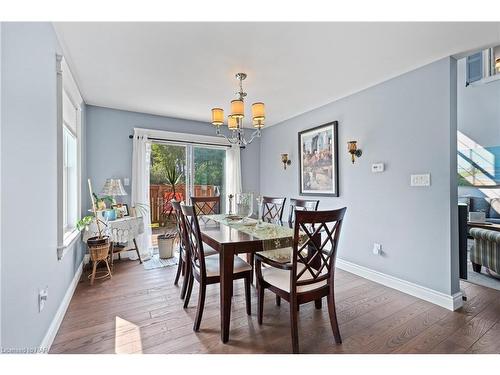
(50, 259), (500, 354)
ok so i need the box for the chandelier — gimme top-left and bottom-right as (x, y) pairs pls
(211, 72), (265, 147)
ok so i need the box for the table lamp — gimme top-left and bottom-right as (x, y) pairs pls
(100, 178), (128, 219)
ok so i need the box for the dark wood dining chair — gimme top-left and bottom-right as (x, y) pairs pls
(180, 204), (253, 331)
(171, 200), (217, 300)
(262, 196), (286, 224)
(287, 198), (320, 227)
(255, 208), (347, 353)
(191, 196), (221, 215)
(246, 196), (287, 283)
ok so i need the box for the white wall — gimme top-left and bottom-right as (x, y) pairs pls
(1, 23), (85, 350)
(457, 57), (500, 199)
(457, 58), (500, 147)
(259, 58), (459, 297)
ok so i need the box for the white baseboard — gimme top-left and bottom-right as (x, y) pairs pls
(40, 261), (83, 352)
(336, 258), (463, 311)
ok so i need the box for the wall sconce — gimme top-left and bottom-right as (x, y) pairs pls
(281, 153), (291, 170)
(347, 141), (362, 164)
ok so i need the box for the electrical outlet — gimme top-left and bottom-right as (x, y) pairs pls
(373, 243), (382, 255)
(123, 177), (130, 186)
(371, 163), (384, 173)
(39, 287), (48, 312)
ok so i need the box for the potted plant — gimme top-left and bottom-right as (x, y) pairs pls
(158, 163), (183, 259)
(92, 193), (116, 220)
(82, 180), (111, 266)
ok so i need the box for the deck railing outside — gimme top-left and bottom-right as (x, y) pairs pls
(150, 184), (216, 225)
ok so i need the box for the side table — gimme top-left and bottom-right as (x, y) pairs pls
(83, 216), (145, 270)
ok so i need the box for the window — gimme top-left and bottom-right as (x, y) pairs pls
(57, 55), (83, 258)
(63, 126), (78, 233)
(465, 46), (500, 85)
(466, 52), (483, 85)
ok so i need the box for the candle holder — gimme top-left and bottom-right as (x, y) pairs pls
(228, 194), (234, 215)
(256, 195), (264, 227)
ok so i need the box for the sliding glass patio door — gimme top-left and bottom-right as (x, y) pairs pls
(191, 145), (226, 206)
(149, 142), (226, 226)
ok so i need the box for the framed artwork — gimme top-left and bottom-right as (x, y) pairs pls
(112, 203), (130, 217)
(298, 121), (339, 197)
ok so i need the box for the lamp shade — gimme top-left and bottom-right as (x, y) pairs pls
(228, 115), (238, 130)
(231, 100), (244, 119)
(252, 102), (265, 121)
(347, 141), (357, 153)
(211, 108), (224, 126)
(101, 178), (127, 196)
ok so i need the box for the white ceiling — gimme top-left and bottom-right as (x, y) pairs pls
(53, 22), (500, 126)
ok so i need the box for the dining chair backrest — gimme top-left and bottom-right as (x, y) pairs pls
(171, 200), (188, 253)
(180, 204), (208, 277)
(287, 198), (320, 226)
(191, 196), (221, 215)
(262, 196), (286, 224)
(291, 208), (347, 291)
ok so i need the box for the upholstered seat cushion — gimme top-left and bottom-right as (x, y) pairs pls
(203, 254), (252, 277)
(257, 247), (309, 264)
(181, 245), (218, 261)
(261, 263), (328, 293)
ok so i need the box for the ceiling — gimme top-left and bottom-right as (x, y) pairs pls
(53, 22), (500, 126)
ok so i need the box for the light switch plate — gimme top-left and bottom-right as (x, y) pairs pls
(371, 163), (384, 173)
(411, 173), (431, 187)
(123, 178), (130, 186)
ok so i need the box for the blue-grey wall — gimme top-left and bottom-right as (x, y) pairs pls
(1, 23), (85, 349)
(259, 58), (459, 296)
(85, 105), (260, 209)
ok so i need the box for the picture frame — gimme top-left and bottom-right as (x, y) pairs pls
(112, 203), (130, 217)
(298, 121), (339, 197)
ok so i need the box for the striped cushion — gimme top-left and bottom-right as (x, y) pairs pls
(470, 228), (500, 274)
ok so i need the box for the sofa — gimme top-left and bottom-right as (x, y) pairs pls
(470, 227), (500, 275)
(459, 196), (500, 224)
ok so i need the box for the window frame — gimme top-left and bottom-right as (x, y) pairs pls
(57, 55), (83, 260)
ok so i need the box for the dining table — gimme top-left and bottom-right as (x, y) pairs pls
(198, 214), (320, 343)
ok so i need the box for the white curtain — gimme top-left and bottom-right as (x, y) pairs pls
(225, 144), (242, 212)
(130, 134), (152, 261)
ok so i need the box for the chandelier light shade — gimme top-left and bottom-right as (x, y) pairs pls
(228, 115), (238, 130)
(211, 108), (224, 126)
(231, 100), (245, 119)
(251, 102), (265, 121)
(252, 102), (265, 128)
(209, 72), (264, 147)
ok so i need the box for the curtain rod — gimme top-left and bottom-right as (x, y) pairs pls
(128, 134), (237, 149)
